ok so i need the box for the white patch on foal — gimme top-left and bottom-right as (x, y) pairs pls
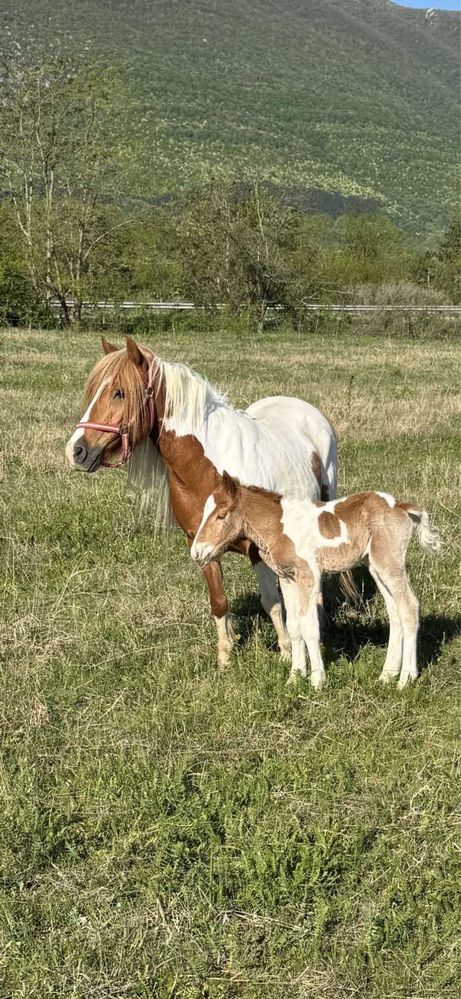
(191, 495), (216, 562)
(281, 497), (349, 563)
(376, 492), (396, 508)
(65, 379), (109, 467)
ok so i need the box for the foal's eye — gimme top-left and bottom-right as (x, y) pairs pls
(217, 511), (227, 521)
(113, 388), (124, 400)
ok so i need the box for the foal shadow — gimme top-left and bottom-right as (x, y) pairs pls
(232, 591), (279, 652)
(322, 611), (460, 673)
(232, 574), (460, 673)
(415, 613), (461, 672)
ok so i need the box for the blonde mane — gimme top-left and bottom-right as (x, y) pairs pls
(158, 359), (229, 436)
(130, 355), (229, 529)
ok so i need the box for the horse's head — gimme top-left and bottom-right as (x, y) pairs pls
(65, 336), (158, 472)
(191, 472), (244, 566)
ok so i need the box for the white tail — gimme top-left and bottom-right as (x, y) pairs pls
(406, 508), (442, 555)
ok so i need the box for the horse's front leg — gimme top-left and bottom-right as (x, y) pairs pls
(202, 560), (235, 668)
(249, 548), (291, 661)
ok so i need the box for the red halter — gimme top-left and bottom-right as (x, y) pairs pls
(75, 368), (155, 468)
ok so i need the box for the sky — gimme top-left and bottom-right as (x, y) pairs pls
(391, 1), (461, 9)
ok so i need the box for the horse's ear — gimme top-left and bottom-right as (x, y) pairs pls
(101, 337), (118, 355)
(125, 335), (149, 372)
(222, 470), (238, 498)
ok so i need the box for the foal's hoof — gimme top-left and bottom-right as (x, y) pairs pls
(287, 670), (306, 686)
(397, 674), (418, 691)
(378, 670), (400, 684)
(311, 672), (326, 691)
(279, 643), (292, 663)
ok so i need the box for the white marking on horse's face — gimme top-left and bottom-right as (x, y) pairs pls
(376, 492), (396, 508)
(65, 379), (109, 468)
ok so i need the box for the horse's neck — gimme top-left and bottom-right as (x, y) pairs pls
(158, 426), (218, 494)
(153, 363), (223, 490)
(241, 488), (284, 557)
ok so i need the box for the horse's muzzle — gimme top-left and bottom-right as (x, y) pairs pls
(66, 439), (102, 473)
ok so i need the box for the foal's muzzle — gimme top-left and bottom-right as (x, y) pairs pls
(190, 541), (216, 568)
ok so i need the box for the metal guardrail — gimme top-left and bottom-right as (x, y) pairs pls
(48, 299), (461, 314)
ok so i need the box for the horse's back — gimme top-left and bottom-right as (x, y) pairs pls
(246, 396), (337, 498)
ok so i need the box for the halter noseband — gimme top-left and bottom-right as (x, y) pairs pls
(76, 367), (155, 469)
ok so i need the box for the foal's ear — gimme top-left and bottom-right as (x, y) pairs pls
(125, 335), (149, 372)
(101, 336), (118, 355)
(222, 470), (238, 498)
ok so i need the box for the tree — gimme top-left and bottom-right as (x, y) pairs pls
(172, 181), (300, 327)
(331, 213), (411, 287)
(413, 220), (461, 302)
(0, 49), (132, 323)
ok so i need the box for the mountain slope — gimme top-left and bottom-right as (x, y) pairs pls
(3, 0), (460, 233)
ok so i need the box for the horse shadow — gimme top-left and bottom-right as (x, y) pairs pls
(232, 570), (460, 674)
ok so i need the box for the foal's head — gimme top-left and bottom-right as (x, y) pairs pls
(65, 336), (156, 472)
(191, 472), (244, 566)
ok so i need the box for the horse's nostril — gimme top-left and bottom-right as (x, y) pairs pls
(73, 443), (87, 464)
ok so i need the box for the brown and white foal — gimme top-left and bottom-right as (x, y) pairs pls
(191, 473), (441, 690)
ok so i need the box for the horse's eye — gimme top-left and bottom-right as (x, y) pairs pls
(113, 389), (124, 400)
(217, 511), (227, 521)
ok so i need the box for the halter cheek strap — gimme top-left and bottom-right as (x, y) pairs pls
(75, 365), (156, 469)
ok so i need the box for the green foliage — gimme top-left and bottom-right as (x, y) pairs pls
(1, 326), (460, 997)
(413, 219), (461, 303)
(5, 0), (460, 235)
(170, 182), (302, 324)
(0, 49), (128, 322)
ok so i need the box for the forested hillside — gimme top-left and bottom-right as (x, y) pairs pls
(2, 0), (460, 233)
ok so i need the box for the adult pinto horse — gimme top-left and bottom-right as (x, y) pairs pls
(65, 336), (337, 665)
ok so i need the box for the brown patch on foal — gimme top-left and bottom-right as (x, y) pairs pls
(318, 511), (341, 539)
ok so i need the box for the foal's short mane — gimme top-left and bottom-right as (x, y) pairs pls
(238, 482), (283, 504)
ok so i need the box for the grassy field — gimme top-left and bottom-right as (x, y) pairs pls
(0, 325), (460, 998)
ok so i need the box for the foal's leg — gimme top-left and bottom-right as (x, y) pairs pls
(371, 558), (419, 689)
(395, 575), (419, 690)
(250, 553), (291, 661)
(202, 560), (235, 667)
(368, 563), (403, 682)
(279, 578), (306, 682)
(299, 577), (326, 690)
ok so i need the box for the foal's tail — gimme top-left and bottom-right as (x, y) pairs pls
(399, 504), (442, 555)
(339, 569), (362, 605)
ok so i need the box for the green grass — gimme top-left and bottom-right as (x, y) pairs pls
(6, 0), (460, 234)
(0, 325), (460, 997)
